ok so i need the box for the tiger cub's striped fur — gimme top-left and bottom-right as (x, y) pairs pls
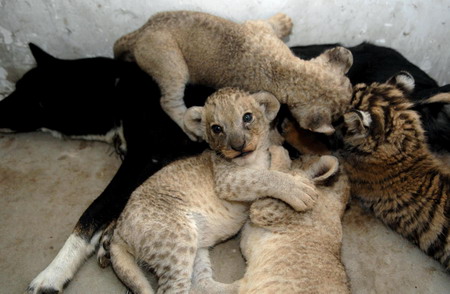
(339, 71), (450, 269)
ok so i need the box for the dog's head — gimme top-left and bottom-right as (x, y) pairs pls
(0, 43), (124, 136)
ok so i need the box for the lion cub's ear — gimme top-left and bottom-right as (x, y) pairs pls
(306, 155), (339, 185)
(252, 91), (280, 122)
(313, 46), (353, 75)
(184, 106), (205, 140)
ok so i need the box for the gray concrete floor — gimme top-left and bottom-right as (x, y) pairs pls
(1, 132), (449, 294)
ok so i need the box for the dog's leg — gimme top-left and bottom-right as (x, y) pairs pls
(25, 231), (102, 294)
(26, 152), (158, 294)
(133, 32), (193, 139)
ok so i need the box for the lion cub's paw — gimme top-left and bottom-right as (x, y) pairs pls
(268, 13), (293, 38)
(269, 145), (291, 171)
(290, 172), (319, 211)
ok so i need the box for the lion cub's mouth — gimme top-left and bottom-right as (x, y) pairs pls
(234, 150), (254, 159)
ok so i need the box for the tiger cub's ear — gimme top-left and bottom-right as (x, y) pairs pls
(387, 71), (415, 94)
(343, 110), (371, 144)
(344, 111), (365, 133)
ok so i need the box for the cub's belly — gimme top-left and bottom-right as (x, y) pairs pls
(191, 201), (249, 247)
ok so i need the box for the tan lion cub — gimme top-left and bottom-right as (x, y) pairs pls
(108, 88), (318, 294)
(238, 155), (351, 294)
(114, 10), (353, 140)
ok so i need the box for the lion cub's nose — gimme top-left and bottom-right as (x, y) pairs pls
(230, 139), (246, 152)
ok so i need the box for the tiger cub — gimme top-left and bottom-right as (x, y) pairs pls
(335, 71), (450, 269)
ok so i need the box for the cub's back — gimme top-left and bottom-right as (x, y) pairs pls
(136, 151), (215, 203)
(143, 11), (294, 86)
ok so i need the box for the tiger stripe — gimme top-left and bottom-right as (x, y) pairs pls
(339, 76), (450, 270)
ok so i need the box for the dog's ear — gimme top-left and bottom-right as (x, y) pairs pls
(252, 91), (280, 122)
(184, 106), (205, 140)
(29, 43), (57, 66)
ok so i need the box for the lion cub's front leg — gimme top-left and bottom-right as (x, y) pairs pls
(269, 145), (292, 171)
(215, 155), (317, 212)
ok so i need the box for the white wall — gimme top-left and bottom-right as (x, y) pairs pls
(0, 0), (449, 97)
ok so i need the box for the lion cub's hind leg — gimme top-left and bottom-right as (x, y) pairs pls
(133, 31), (192, 139)
(110, 236), (155, 294)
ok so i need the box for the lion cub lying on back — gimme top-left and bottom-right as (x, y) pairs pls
(114, 10), (353, 140)
(239, 155), (351, 294)
(108, 88), (318, 294)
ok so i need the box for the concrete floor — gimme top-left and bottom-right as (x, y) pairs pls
(1, 132), (450, 294)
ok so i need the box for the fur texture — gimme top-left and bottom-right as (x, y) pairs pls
(290, 42), (450, 154)
(108, 88), (318, 294)
(412, 91), (450, 152)
(11, 44), (213, 294)
(336, 72), (450, 269)
(7, 42), (447, 293)
(114, 11), (353, 139)
(238, 154), (351, 294)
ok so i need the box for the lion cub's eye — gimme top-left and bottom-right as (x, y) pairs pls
(211, 125), (223, 134)
(243, 113), (253, 123)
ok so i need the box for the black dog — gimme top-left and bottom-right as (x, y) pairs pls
(1, 43), (213, 293)
(1, 43), (449, 293)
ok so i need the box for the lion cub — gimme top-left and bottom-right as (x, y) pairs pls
(114, 10), (353, 140)
(108, 88), (318, 294)
(238, 155), (351, 294)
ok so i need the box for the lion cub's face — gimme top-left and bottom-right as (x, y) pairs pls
(184, 87), (280, 162)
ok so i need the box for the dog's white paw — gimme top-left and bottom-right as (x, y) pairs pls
(26, 271), (67, 294)
(26, 232), (102, 294)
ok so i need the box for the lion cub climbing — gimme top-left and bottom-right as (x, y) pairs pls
(114, 10), (353, 140)
(108, 88), (318, 294)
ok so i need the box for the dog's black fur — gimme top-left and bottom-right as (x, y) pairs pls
(1, 43), (213, 243)
(1, 42), (449, 293)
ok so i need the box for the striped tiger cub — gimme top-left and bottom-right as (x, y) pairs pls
(338, 71), (450, 269)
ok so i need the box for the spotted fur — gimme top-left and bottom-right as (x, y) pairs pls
(108, 88), (318, 294)
(338, 72), (450, 269)
(114, 10), (353, 140)
(238, 155), (351, 294)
